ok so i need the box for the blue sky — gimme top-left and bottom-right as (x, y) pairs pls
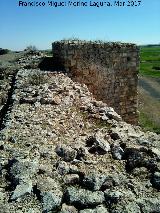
(0, 0), (160, 50)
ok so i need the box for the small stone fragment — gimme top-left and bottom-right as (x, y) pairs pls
(75, 147), (88, 161)
(105, 190), (123, 204)
(60, 203), (78, 213)
(52, 95), (61, 105)
(83, 173), (106, 191)
(105, 108), (122, 121)
(55, 145), (77, 162)
(101, 175), (120, 190)
(20, 97), (37, 104)
(40, 97), (54, 104)
(150, 148), (160, 160)
(86, 133), (110, 155)
(124, 148), (145, 171)
(64, 174), (79, 184)
(111, 144), (124, 160)
(56, 161), (79, 175)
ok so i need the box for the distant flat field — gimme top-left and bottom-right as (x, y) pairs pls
(138, 46), (160, 134)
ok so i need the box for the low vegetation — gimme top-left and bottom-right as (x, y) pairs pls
(25, 45), (38, 52)
(0, 48), (10, 55)
(28, 72), (49, 86)
(139, 112), (160, 134)
(138, 45), (160, 134)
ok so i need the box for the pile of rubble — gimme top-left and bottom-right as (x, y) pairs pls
(0, 52), (160, 213)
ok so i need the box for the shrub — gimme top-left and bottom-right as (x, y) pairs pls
(28, 72), (48, 86)
(25, 45), (38, 52)
(0, 48), (10, 55)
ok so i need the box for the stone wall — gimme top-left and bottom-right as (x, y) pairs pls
(52, 40), (139, 124)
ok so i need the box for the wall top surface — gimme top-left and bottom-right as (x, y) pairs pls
(52, 40), (139, 50)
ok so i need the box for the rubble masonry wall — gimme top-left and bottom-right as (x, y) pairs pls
(52, 40), (139, 124)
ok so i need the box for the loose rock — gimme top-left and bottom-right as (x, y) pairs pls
(41, 190), (63, 212)
(151, 172), (160, 190)
(83, 173), (106, 191)
(64, 174), (79, 185)
(86, 133), (110, 155)
(65, 187), (105, 208)
(55, 145), (77, 162)
(60, 203), (78, 213)
(10, 178), (32, 201)
(111, 143), (124, 160)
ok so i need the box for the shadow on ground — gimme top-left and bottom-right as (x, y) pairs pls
(38, 57), (66, 72)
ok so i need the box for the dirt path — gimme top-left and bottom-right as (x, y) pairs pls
(139, 76), (160, 100)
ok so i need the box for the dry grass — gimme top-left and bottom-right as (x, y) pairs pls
(138, 84), (160, 134)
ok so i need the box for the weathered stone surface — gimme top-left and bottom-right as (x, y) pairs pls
(150, 148), (160, 160)
(86, 133), (110, 155)
(41, 190), (63, 212)
(104, 190), (123, 204)
(60, 203), (78, 213)
(132, 167), (148, 177)
(56, 161), (70, 175)
(101, 175), (120, 190)
(83, 173), (107, 191)
(65, 187), (105, 208)
(52, 95), (61, 105)
(8, 159), (38, 201)
(110, 202), (141, 213)
(124, 148), (146, 171)
(136, 198), (160, 213)
(64, 174), (79, 185)
(80, 205), (109, 213)
(37, 177), (61, 192)
(9, 159), (38, 181)
(111, 144), (124, 160)
(0, 204), (10, 213)
(10, 178), (32, 201)
(151, 172), (160, 189)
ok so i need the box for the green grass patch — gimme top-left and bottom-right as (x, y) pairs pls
(140, 62), (160, 77)
(139, 112), (160, 134)
(140, 46), (160, 78)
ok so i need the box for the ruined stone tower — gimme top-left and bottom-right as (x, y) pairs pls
(52, 40), (139, 124)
